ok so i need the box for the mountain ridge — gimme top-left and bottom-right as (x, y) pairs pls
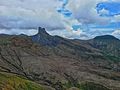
(94, 35), (119, 41)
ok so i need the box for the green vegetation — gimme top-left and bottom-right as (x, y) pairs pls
(64, 82), (110, 90)
(103, 53), (120, 63)
(0, 72), (45, 90)
(107, 55), (120, 63)
(0, 38), (11, 45)
(79, 82), (110, 90)
(0, 72), (110, 90)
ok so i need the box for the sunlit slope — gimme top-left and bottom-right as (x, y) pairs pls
(0, 72), (52, 90)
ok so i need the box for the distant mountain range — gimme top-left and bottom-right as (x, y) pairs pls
(0, 27), (120, 90)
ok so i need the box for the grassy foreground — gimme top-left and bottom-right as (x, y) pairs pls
(0, 72), (46, 90)
(0, 72), (111, 90)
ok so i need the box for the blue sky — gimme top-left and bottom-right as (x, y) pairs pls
(0, 0), (120, 39)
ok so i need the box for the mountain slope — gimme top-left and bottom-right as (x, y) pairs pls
(73, 35), (120, 62)
(92, 35), (120, 57)
(0, 72), (54, 90)
(0, 27), (120, 90)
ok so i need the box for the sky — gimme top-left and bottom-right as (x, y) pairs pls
(0, 0), (120, 39)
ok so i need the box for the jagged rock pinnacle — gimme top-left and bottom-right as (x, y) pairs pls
(38, 27), (48, 35)
(31, 27), (61, 46)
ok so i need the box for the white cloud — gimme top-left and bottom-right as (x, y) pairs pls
(112, 30), (120, 39)
(0, 0), (64, 29)
(66, 0), (111, 25)
(0, 0), (111, 29)
(0, 0), (119, 39)
(98, 8), (109, 16)
(0, 29), (38, 35)
(113, 15), (120, 22)
(48, 29), (88, 39)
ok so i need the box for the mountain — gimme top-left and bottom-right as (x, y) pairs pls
(93, 35), (120, 59)
(90, 35), (120, 61)
(0, 27), (120, 90)
(32, 27), (62, 46)
(94, 35), (119, 40)
(93, 35), (120, 53)
(31, 27), (101, 58)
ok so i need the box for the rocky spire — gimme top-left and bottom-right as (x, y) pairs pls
(38, 27), (48, 35)
(32, 27), (60, 46)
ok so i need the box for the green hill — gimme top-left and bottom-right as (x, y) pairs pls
(0, 72), (52, 90)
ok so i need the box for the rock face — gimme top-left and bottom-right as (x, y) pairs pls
(0, 27), (120, 90)
(32, 27), (62, 46)
(32, 27), (51, 45)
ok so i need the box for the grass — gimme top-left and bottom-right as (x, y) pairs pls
(79, 82), (110, 90)
(0, 40), (11, 45)
(0, 72), (45, 90)
(64, 82), (110, 90)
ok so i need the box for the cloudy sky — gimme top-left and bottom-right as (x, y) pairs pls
(0, 0), (120, 39)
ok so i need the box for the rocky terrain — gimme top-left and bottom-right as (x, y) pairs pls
(0, 27), (120, 90)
